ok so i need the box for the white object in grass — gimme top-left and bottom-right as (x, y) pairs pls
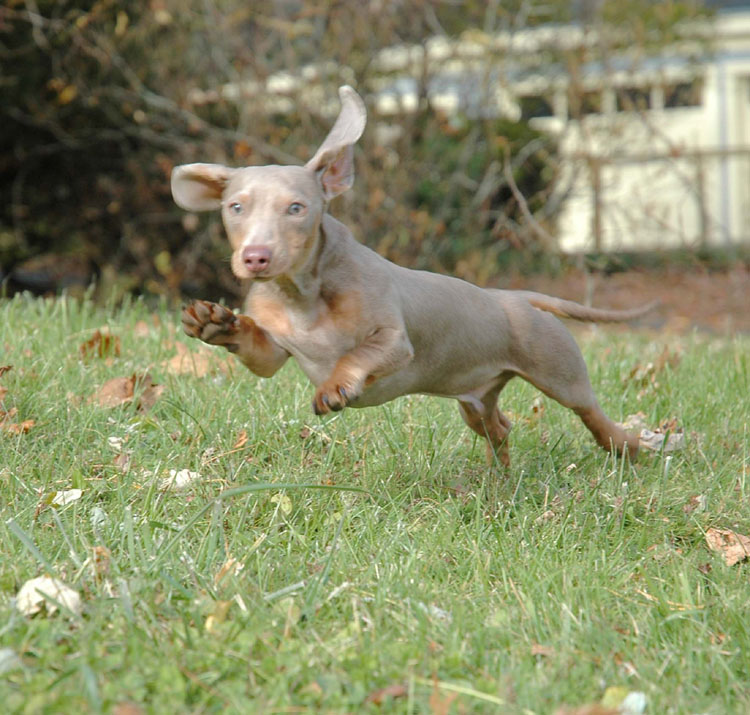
(51, 489), (83, 506)
(160, 468), (202, 491)
(16, 577), (82, 616)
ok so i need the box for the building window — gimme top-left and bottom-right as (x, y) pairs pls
(568, 89), (602, 117)
(519, 95), (554, 120)
(664, 81), (702, 108)
(616, 87), (651, 112)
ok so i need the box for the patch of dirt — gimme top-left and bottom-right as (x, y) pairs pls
(504, 265), (750, 334)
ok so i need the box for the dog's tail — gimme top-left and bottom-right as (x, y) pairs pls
(519, 291), (659, 323)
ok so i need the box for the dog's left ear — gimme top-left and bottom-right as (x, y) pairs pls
(305, 86), (366, 201)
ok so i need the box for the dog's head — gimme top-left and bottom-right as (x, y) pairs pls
(171, 86), (366, 280)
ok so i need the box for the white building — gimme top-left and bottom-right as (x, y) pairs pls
(366, 7), (750, 252)
(194, 4), (750, 253)
(528, 8), (750, 252)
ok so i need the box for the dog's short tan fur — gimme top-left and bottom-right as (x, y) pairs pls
(173, 86), (652, 467)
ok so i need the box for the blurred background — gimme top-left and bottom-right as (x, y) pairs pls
(2, 0), (749, 329)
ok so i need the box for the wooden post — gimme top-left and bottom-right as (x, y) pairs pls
(695, 150), (709, 248)
(589, 156), (602, 252)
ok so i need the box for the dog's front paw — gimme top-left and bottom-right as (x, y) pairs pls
(312, 379), (361, 416)
(182, 300), (240, 350)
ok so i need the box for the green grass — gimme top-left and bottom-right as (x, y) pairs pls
(1, 293), (749, 714)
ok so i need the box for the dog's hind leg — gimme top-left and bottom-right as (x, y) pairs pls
(458, 380), (513, 468)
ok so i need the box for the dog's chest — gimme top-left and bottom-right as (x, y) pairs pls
(247, 288), (363, 376)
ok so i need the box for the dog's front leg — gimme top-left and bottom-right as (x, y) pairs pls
(182, 300), (289, 377)
(312, 326), (414, 414)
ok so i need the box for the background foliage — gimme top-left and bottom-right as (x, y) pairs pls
(2, 0), (709, 302)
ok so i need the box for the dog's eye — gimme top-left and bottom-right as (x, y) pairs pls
(287, 202), (305, 216)
(228, 202), (242, 215)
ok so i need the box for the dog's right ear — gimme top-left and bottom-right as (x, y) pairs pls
(305, 86), (367, 201)
(171, 163), (235, 211)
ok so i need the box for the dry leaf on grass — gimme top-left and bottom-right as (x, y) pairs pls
(162, 341), (232, 378)
(233, 429), (248, 450)
(108, 436), (125, 452)
(79, 328), (121, 360)
(214, 557), (244, 586)
(620, 412), (648, 433)
(556, 689), (646, 715)
(0, 406), (35, 435)
(364, 683), (408, 704)
(90, 545), (111, 578)
(639, 428), (685, 453)
(133, 320), (152, 338)
(619, 413), (685, 453)
(112, 704), (145, 715)
(0, 367), (35, 434)
(0, 416), (35, 435)
(531, 643), (555, 657)
(683, 494), (707, 514)
(429, 687), (458, 715)
(706, 527), (750, 566)
(113, 452), (132, 473)
(50, 489), (83, 506)
(160, 468), (202, 491)
(625, 345), (682, 398)
(88, 373), (164, 412)
(16, 576), (81, 616)
(530, 396), (545, 420)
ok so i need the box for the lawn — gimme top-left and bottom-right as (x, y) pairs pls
(1, 293), (749, 714)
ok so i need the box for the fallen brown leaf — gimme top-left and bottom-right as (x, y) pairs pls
(364, 683), (408, 704)
(162, 341), (231, 378)
(706, 527), (750, 566)
(531, 643), (555, 657)
(112, 704), (145, 715)
(91, 545), (111, 578)
(88, 373), (163, 412)
(233, 429), (248, 450)
(133, 320), (151, 338)
(429, 686), (458, 715)
(139, 380), (165, 412)
(683, 494), (707, 514)
(0, 365), (12, 378)
(80, 328), (121, 360)
(89, 376), (135, 408)
(625, 345), (681, 387)
(0, 418), (35, 434)
(620, 412), (648, 433)
(113, 452), (132, 473)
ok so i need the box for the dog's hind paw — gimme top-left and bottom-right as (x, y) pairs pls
(182, 300), (240, 349)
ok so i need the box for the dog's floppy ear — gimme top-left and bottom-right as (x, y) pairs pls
(171, 163), (235, 211)
(305, 86), (366, 201)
